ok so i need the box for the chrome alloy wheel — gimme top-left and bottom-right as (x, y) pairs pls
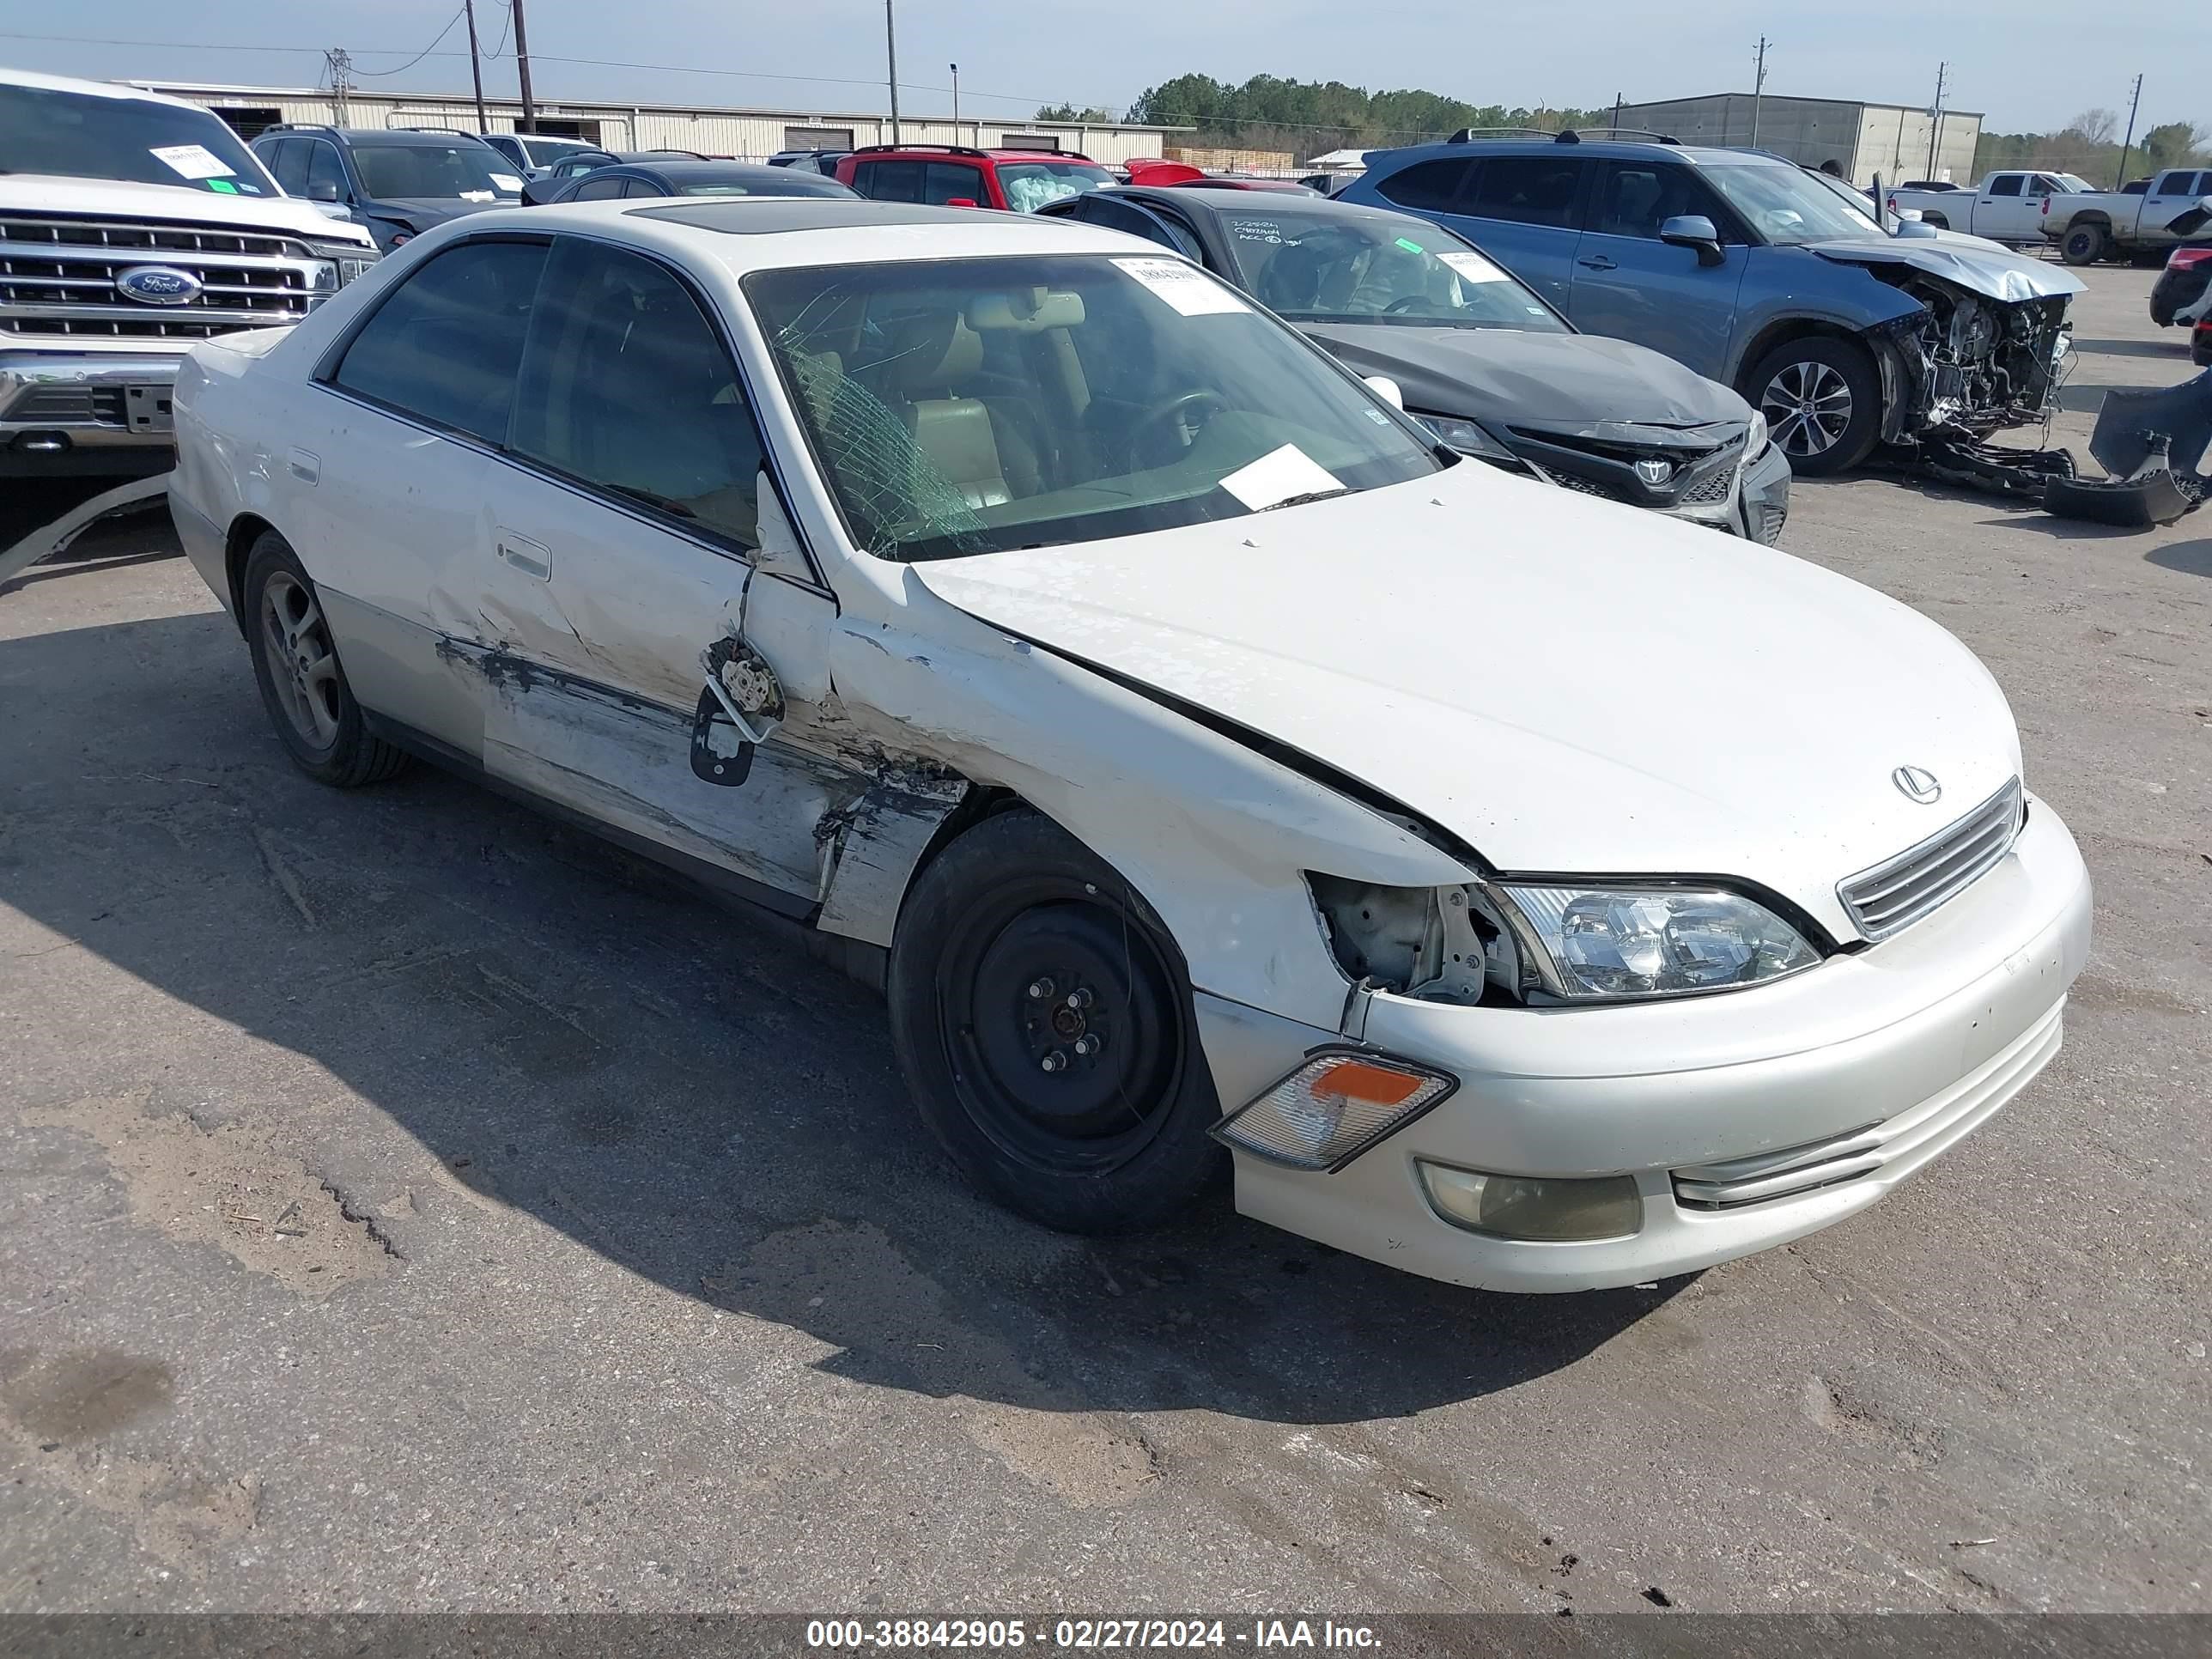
(1759, 359), (1855, 459)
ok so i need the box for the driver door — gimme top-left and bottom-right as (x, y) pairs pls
(1568, 161), (1747, 380)
(467, 234), (858, 912)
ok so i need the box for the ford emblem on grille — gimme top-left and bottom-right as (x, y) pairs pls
(115, 265), (203, 307)
(1892, 765), (1942, 805)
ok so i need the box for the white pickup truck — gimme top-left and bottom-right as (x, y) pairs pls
(2039, 167), (2212, 264)
(1885, 170), (2093, 247)
(1, 67), (378, 481)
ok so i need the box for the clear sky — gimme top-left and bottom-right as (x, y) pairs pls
(3, 2), (2203, 137)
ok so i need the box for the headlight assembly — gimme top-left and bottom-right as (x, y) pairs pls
(1493, 883), (1820, 1001)
(1745, 409), (1771, 460)
(1414, 411), (1523, 467)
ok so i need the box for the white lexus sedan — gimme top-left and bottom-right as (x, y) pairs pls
(167, 197), (2092, 1291)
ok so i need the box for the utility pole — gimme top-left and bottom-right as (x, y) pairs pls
(463, 0), (489, 134)
(884, 0), (901, 143)
(2115, 72), (2144, 189)
(951, 63), (959, 142)
(323, 48), (353, 122)
(1611, 92), (1623, 134)
(512, 0), (538, 133)
(1750, 36), (1770, 146)
(1925, 60), (1948, 178)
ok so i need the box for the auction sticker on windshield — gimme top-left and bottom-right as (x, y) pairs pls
(1113, 257), (1249, 316)
(1439, 249), (1508, 284)
(490, 173), (525, 191)
(149, 144), (235, 180)
(1218, 444), (1342, 511)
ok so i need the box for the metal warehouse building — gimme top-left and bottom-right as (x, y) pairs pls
(126, 81), (1188, 167)
(1608, 94), (1984, 187)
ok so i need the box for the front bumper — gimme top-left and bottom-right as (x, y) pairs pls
(1202, 799), (2091, 1291)
(1735, 441), (1792, 544)
(0, 349), (184, 477)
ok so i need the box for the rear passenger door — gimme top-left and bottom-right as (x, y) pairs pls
(303, 234), (551, 751)
(1450, 155), (1591, 307)
(2148, 171), (2206, 236)
(470, 235), (849, 910)
(1568, 160), (1747, 379)
(921, 161), (988, 206)
(1973, 173), (2032, 240)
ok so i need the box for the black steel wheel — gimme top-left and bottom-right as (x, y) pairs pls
(888, 808), (1223, 1234)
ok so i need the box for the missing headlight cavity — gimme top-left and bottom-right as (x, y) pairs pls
(1309, 875), (1519, 1005)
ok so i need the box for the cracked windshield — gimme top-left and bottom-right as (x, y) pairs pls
(747, 252), (1444, 562)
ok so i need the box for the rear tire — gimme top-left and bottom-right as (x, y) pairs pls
(241, 532), (410, 788)
(887, 808), (1224, 1235)
(2061, 222), (2108, 266)
(1747, 337), (1882, 477)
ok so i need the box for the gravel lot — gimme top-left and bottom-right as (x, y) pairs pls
(2, 263), (2206, 1617)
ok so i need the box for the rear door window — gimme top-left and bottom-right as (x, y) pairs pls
(572, 174), (629, 200)
(1467, 157), (1587, 228)
(1068, 194), (1187, 254)
(1988, 175), (2023, 197)
(1376, 157), (1474, 213)
(328, 238), (549, 442)
(264, 137), (308, 194)
(852, 160), (923, 203)
(2156, 172), (2200, 198)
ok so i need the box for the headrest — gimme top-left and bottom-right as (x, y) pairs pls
(965, 288), (1086, 332)
(872, 311), (985, 398)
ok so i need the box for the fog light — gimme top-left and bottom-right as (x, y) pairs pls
(1213, 1052), (1454, 1172)
(1418, 1163), (1642, 1242)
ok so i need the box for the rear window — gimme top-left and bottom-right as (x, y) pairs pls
(1375, 158), (1473, 213)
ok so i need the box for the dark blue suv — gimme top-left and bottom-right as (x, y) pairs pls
(1342, 133), (2081, 474)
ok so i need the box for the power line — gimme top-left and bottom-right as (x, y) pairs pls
(352, 7), (469, 78)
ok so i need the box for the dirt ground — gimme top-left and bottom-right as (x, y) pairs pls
(1, 263), (2207, 1615)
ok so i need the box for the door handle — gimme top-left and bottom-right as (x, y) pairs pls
(495, 532), (551, 580)
(1577, 254), (1618, 271)
(287, 447), (319, 484)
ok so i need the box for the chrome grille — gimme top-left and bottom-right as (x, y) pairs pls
(0, 212), (332, 341)
(1838, 777), (2025, 940)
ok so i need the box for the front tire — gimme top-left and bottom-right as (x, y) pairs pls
(1748, 337), (1882, 477)
(2061, 222), (2108, 265)
(241, 532), (410, 787)
(887, 808), (1224, 1235)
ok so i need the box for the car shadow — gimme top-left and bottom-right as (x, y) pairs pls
(0, 610), (1675, 1427)
(2146, 537), (2212, 575)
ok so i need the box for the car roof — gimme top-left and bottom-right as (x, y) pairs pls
(626, 160), (799, 180)
(1366, 136), (1752, 168)
(525, 195), (1141, 274)
(9, 69), (213, 112)
(850, 147), (1103, 163)
(274, 126), (499, 147)
(1103, 184), (1442, 231)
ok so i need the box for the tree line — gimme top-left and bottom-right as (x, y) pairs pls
(1973, 111), (2209, 186)
(1041, 76), (2210, 180)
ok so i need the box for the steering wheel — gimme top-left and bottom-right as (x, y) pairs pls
(1127, 388), (1228, 467)
(1383, 295), (1433, 315)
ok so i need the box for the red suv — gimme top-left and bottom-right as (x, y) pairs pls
(835, 143), (1115, 212)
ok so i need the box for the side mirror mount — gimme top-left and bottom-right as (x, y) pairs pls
(1659, 215), (1726, 266)
(306, 179), (342, 204)
(1363, 374), (1405, 410)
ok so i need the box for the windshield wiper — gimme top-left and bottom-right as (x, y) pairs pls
(1256, 487), (1352, 513)
(606, 483), (696, 520)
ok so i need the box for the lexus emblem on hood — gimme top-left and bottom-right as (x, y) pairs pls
(1893, 765), (1942, 805)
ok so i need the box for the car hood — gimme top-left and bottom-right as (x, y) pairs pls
(1807, 237), (2085, 301)
(0, 173), (374, 246)
(1297, 324), (1749, 431)
(913, 461), (2021, 917)
(362, 197), (518, 229)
